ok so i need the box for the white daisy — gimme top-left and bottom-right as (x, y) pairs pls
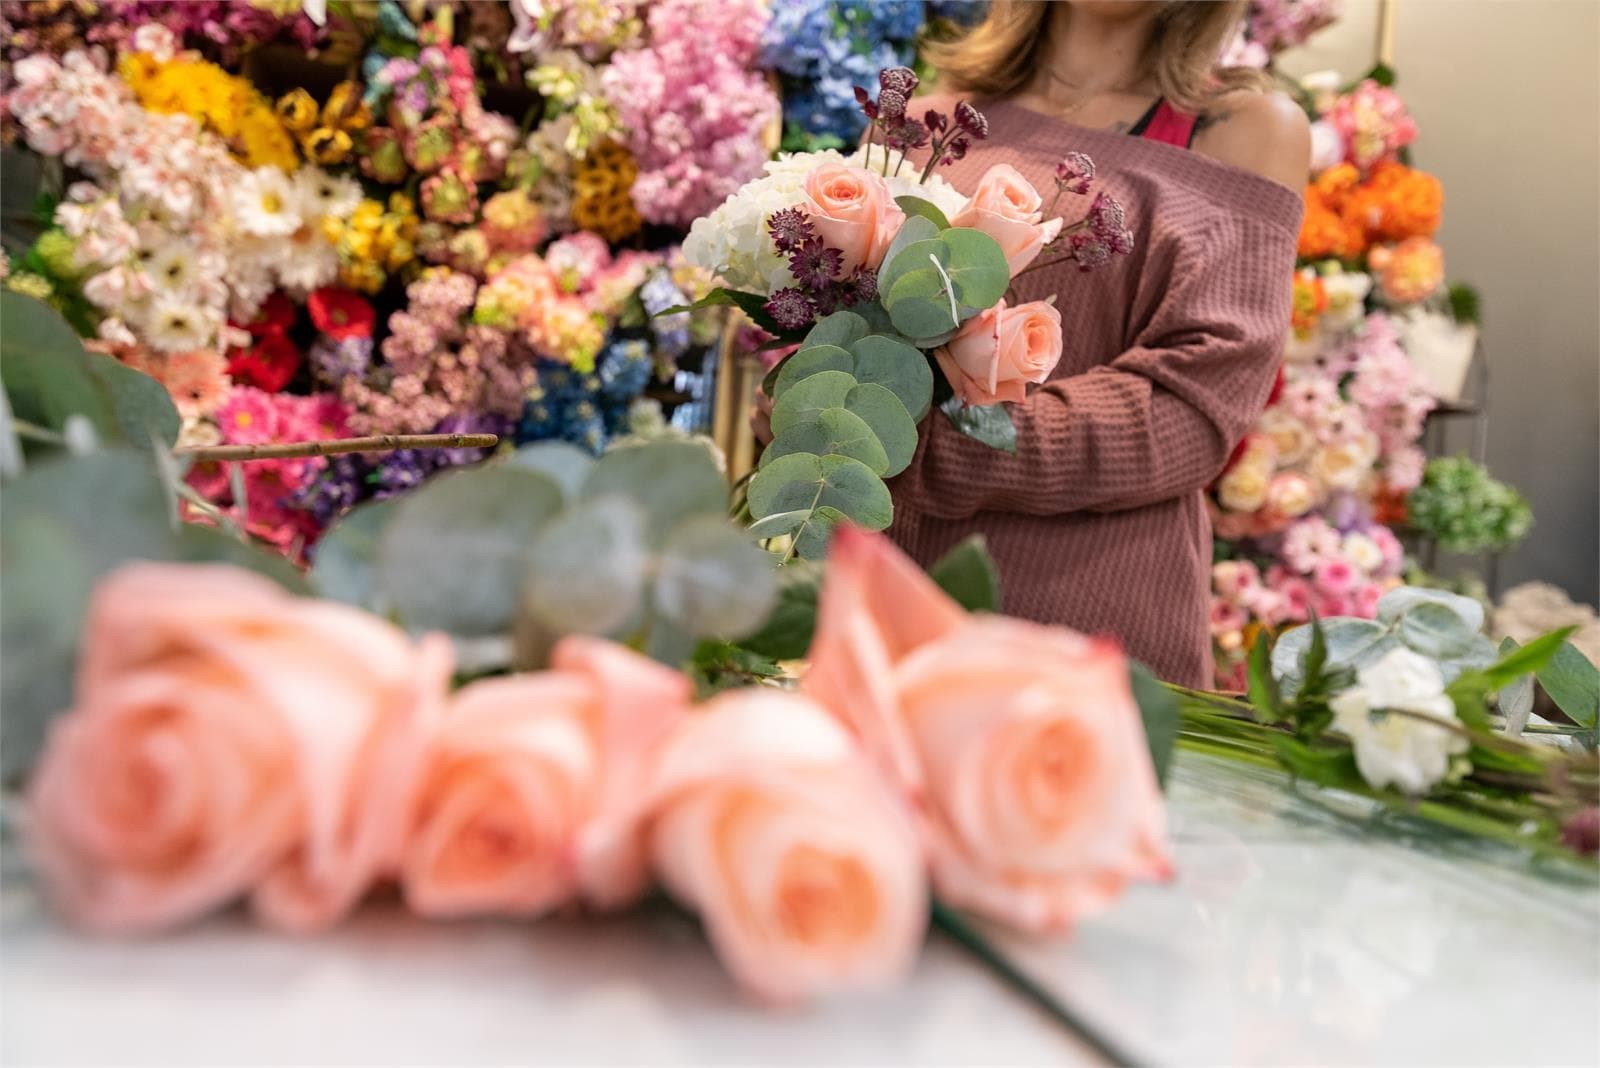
(294, 166), (363, 222)
(232, 167), (302, 237)
(146, 239), (198, 293)
(142, 294), (215, 352)
(272, 226), (340, 295)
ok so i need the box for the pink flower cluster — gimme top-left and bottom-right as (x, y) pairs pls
(186, 387), (351, 552)
(1323, 79), (1418, 172)
(508, 0), (646, 58)
(1210, 514), (1403, 658)
(603, 0), (778, 228)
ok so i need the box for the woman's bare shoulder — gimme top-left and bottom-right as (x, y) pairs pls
(1191, 90), (1310, 191)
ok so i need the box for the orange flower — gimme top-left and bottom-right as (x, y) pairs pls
(1297, 191), (1365, 260)
(1379, 236), (1445, 304)
(1361, 162), (1443, 243)
(1290, 269), (1329, 335)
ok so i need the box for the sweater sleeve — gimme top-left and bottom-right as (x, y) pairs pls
(891, 210), (1298, 520)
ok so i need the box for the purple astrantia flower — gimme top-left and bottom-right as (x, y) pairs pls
(1087, 192), (1135, 255)
(953, 100), (988, 139)
(884, 116), (930, 154)
(1055, 151), (1096, 195)
(788, 240), (844, 290)
(876, 88), (908, 123)
(925, 109), (948, 134)
(1068, 233), (1113, 271)
(879, 66), (918, 97)
(853, 85), (879, 122)
(767, 207), (816, 254)
(765, 287), (814, 332)
(847, 268), (878, 304)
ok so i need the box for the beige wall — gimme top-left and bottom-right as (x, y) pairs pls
(1279, 0), (1600, 604)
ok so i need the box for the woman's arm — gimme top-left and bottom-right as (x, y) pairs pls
(1191, 90), (1313, 192)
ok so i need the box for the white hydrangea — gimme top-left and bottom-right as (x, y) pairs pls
(682, 147), (970, 296)
(1330, 648), (1470, 795)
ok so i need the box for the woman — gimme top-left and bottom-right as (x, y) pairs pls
(758, 1), (1308, 686)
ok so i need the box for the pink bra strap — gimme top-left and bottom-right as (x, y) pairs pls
(1139, 100), (1199, 149)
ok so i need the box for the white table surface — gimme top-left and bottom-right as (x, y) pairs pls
(3, 755), (1597, 1068)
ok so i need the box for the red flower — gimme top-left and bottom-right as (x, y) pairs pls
(227, 333), (304, 393)
(235, 292), (297, 338)
(307, 287), (376, 341)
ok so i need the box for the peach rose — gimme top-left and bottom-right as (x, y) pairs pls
(402, 637), (693, 918)
(949, 164), (1065, 275)
(1266, 471), (1318, 519)
(644, 689), (927, 1003)
(800, 162), (905, 275)
(804, 529), (1170, 932)
(935, 299), (1063, 406)
(26, 563), (452, 935)
(1216, 462), (1271, 513)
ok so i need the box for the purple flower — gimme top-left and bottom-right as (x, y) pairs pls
(767, 207), (816, 254)
(885, 117), (930, 153)
(1561, 807), (1600, 855)
(943, 136), (970, 163)
(372, 449), (436, 499)
(879, 66), (919, 97)
(854, 85), (879, 121)
(294, 454), (368, 526)
(1069, 233), (1113, 271)
(845, 268), (878, 304)
(953, 100), (988, 139)
(925, 109), (948, 134)
(876, 88), (908, 123)
(310, 336), (374, 386)
(765, 287), (814, 332)
(1088, 192), (1135, 255)
(788, 239), (844, 290)
(1055, 151), (1096, 195)
(432, 412), (511, 467)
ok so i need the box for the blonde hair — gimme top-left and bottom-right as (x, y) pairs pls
(925, 1), (1266, 115)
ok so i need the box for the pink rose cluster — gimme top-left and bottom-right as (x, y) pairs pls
(28, 531), (1169, 1003)
(1323, 79), (1418, 173)
(602, 0), (779, 228)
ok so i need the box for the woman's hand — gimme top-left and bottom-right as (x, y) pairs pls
(750, 386), (774, 445)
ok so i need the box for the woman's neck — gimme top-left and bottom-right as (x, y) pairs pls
(1033, 5), (1159, 100)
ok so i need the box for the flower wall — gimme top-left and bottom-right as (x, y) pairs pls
(1206, 1), (1506, 688)
(1, 0), (776, 560)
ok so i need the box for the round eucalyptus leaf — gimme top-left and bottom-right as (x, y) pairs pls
(794, 504), (850, 560)
(1398, 601), (1480, 659)
(843, 383), (917, 476)
(747, 452), (892, 534)
(746, 508), (809, 541)
(655, 515), (779, 638)
(773, 344), (854, 399)
(878, 237), (949, 303)
(762, 406), (890, 475)
(311, 497), (401, 610)
(940, 227), (1011, 309)
(378, 465), (566, 636)
(769, 369), (858, 436)
(878, 217), (942, 284)
(581, 439), (726, 541)
(887, 286), (960, 341)
(894, 195), (952, 230)
(524, 495), (648, 636)
(849, 335), (934, 421)
(803, 310), (870, 351)
(748, 452), (827, 520)
(1270, 617), (1388, 695)
(1377, 586), (1485, 635)
(508, 441), (595, 502)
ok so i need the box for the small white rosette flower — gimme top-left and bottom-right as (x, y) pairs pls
(1330, 648), (1470, 795)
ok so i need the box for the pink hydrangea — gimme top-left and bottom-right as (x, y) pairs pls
(545, 231), (613, 293)
(1212, 559), (1262, 604)
(1326, 79), (1418, 171)
(1282, 516), (1343, 574)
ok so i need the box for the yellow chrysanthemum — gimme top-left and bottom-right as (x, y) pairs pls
(276, 89), (319, 132)
(122, 54), (297, 170)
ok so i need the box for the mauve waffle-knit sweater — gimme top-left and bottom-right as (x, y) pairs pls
(889, 98), (1304, 687)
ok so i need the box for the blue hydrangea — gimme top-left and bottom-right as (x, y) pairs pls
(598, 338), (654, 403)
(762, 0), (925, 144)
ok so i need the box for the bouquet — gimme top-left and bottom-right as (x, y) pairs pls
(682, 66), (1133, 557)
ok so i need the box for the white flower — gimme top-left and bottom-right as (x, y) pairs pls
(1309, 120), (1343, 173)
(232, 167), (302, 237)
(1342, 532), (1384, 575)
(145, 239), (198, 294)
(294, 166), (363, 222)
(1321, 269), (1373, 331)
(1331, 648), (1470, 795)
(272, 228), (340, 295)
(852, 145), (970, 221)
(142, 294), (215, 352)
(1258, 408), (1315, 465)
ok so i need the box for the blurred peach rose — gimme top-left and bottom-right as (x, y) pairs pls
(1217, 461), (1271, 513)
(804, 529), (1171, 933)
(644, 689), (927, 1003)
(402, 637), (693, 918)
(935, 299), (1063, 406)
(1379, 236), (1444, 305)
(26, 564), (452, 935)
(949, 163), (1065, 275)
(1266, 471), (1318, 519)
(801, 163), (905, 275)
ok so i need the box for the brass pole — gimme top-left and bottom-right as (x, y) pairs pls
(1375, 0), (1398, 67)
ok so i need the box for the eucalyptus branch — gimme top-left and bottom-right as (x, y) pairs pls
(176, 432), (499, 462)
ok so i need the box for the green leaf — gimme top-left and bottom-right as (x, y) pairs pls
(769, 369), (857, 436)
(739, 560), (822, 660)
(1378, 586), (1485, 635)
(849, 334), (934, 421)
(507, 441), (595, 502)
(523, 496), (649, 636)
(877, 236), (948, 307)
(657, 287), (784, 336)
(802, 309), (870, 351)
(1471, 627), (1577, 690)
(746, 452), (892, 559)
(884, 268), (960, 339)
(1129, 662), (1178, 788)
(1537, 640), (1599, 729)
(310, 498), (400, 610)
(772, 343), (854, 399)
(746, 508), (808, 541)
(939, 226), (1011, 309)
(894, 195), (952, 230)
(1271, 617), (1387, 694)
(843, 382), (916, 477)
(581, 440), (727, 543)
(877, 216), (941, 284)
(377, 465), (565, 636)
(794, 503), (850, 560)
(654, 516), (779, 638)
(1273, 737), (1363, 789)
(1302, 613), (1330, 695)
(762, 406), (890, 475)
(929, 535), (1000, 613)
(1399, 601), (1481, 659)
(940, 398), (1017, 454)
(1247, 633), (1283, 722)
(2, 290), (119, 442)
(87, 351), (180, 449)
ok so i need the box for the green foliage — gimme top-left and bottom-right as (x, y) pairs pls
(738, 560), (822, 661)
(1246, 633), (1284, 724)
(1407, 455), (1533, 554)
(0, 448), (304, 779)
(314, 440), (779, 670)
(928, 535), (1000, 613)
(894, 195), (952, 230)
(940, 396), (1018, 454)
(877, 225), (1009, 346)
(687, 639), (785, 699)
(1533, 639), (1600, 729)
(1446, 282), (1482, 326)
(1, 291), (180, 455)
(1130, 662), (1179, 788)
